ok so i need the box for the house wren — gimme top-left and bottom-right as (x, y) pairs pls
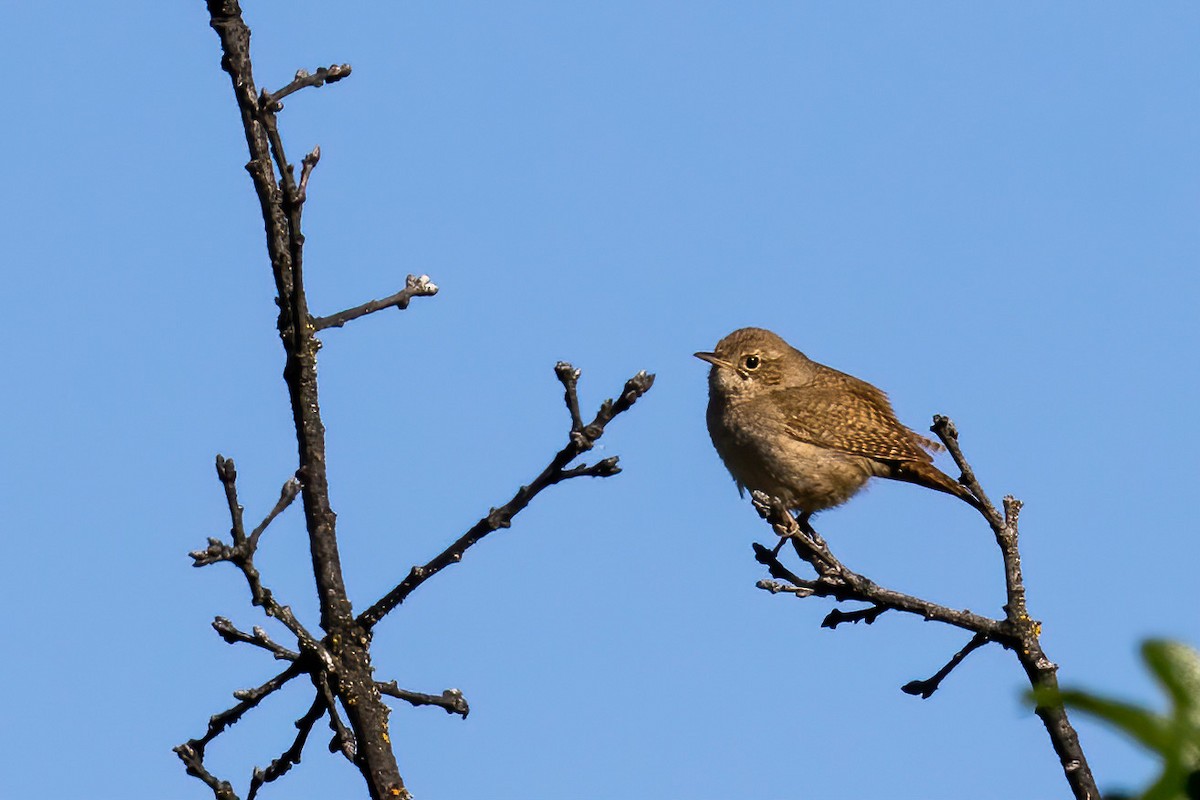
(695, 327), (980, 518)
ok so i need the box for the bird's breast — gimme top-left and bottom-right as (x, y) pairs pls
(706, 395), (876, 513)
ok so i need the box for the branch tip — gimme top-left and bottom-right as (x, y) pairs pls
(311, 274), (439, 331)
(595, 456), (621, 476)
(822, 604), (888, 629)
(407, 273), (438, 295)
(554, 361), (581, 382)
(281, 477), (301, 501)
(930, 414), (958, 441)
(377, 682), (471, 718)
(263, 63), (352, 110)
(615, 370), (655, 412)
(216, 454), (236, 481)
(297, 147), (321, 201)
(1003, 495), (1023, 525)
(357, 365), (653, 629)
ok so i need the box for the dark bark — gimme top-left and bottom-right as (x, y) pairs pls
(179, 4), (653, 798)
(753, 416), (1099, 800)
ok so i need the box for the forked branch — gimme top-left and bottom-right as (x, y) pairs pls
(750, 416), (1098, 800)
(358, 366), (655, 629)
(191, 4), (654, 799)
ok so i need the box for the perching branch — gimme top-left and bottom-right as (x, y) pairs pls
(752, 508), (1003, 638)
(750, 416), (1098, 800)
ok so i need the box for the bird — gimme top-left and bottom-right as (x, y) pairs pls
(695, 327), (980, 525)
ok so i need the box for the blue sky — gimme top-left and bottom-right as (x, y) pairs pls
(2, 3), (1197, 798)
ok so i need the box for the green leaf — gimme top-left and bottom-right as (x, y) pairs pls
(1051, 689), (1174, 756)
(1046, 640), (1200, 800)
(1144, 641), (1200, 729)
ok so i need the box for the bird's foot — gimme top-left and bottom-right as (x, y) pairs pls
(793, 510), (816, 536)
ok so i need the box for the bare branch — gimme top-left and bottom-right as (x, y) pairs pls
(555, 362), (584, 432)
(377, 681), (470, 718)
(822, 604), (888, 629)
(559, 456), (622, 480)
(902, 632), (991, 699)
(246, 694), (326, 800)
(931, 415), (1000, 525)
(751, 535), (1002, 637)
(175, 750), (239, 800)
(750, 418), (1099, 800)
(311, 274), (439, 331)
(295, 146), (321, 204)
(190, 458), (321, 652)
(317, 673), (356, 762)
(197, 6), (654, 799)
(212, 617), (300, 662)
(756, 579), (817, 598)
(248, 477), (301, 551)
(357, 367), (654, 629)
(174, 661), (307, 796)
(261, 64), (352, 111)
(216, 455), (247, 547)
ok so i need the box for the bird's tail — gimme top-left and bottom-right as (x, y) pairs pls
(892, 460), (983, 511)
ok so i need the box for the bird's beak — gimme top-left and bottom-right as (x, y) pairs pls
(694, 351), (732, 369)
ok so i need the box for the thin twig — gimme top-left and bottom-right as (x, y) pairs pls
(296, 146), (320, 204)
(317, 672), (356, 762)
(558, 457), (622, 480)
(174, 661), (307, 791)
(931, 415), (1000, 526)
(377, 681), (470, 718)
(248, 477), (301, 551)
(217, 455), (247, 547)
(246, 693), (326, 800)
(555, 362), (584, 432)
(262, 64), (352, 111)
(176, 753), (239, 800)
(357, 367), (654, 629)
(190, 457), (322, 653)
(212, 617), (300, 661)
(822, 604), (888, 629)
(311, 274), (439, 331)
(902, 632), (991, 699)
(255, 103), (307, 341)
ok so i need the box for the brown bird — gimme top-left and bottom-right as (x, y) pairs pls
(695, 327), (980, 523)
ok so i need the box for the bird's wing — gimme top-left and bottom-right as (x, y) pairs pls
(777, 372), (936, 463)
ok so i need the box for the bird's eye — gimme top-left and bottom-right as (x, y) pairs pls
(744, 355), (760, 370)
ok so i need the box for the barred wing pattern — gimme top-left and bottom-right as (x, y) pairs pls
(779, 369), (939, 463)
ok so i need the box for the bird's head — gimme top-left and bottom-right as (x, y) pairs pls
(694, 327), (810, 400)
